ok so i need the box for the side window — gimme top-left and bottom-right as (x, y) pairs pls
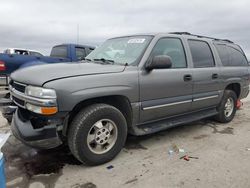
(226, 46), (248, 66)
(86, 48), (94, 55)
(215, 44), (230, 66)
(215, 44), (248, 66)
(188, 40), (215, 68)
(151, 38), (187, 68)
(76, 47), (86, 60)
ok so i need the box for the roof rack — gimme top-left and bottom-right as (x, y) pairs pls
(169, 32), (234, 43)
(169, 32), (191, 35)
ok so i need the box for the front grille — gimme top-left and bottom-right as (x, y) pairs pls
(12, 82), (26, 93)
(12, 95), (25, 107)
(10, 81), (27, 108)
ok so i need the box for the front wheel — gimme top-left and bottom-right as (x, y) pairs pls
(215, 90), (237, 123)
(68, 104), (127, 166)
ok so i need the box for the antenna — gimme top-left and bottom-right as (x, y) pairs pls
(77, 24), (79, 44)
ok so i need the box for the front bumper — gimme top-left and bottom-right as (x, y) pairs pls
(0, 97), (16, 121)
(0, 75), (8, 87)
(11, 109), (63, 149)
(0, 75), (16, 121)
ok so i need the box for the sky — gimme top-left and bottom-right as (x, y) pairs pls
(0, 0), (249, 59)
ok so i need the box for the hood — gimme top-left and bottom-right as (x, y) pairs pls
(10, 62), (125, 86)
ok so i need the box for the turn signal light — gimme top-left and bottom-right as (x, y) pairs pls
(41, 106), (58, 115)
(26, 103), (58, 115)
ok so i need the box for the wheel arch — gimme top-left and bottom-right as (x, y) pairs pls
(225, 83), (241, 98)
(63, 95), (133, 136)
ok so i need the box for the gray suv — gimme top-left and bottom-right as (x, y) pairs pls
(9, 32), (250, 165)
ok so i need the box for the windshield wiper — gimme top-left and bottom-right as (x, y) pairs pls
(83, 58), (92, 62)
(93, 58), (115, 64)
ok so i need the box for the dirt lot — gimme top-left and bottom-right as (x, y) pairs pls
(1, 95), (250, 188)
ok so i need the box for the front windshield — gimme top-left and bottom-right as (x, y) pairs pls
(86, 36), (152, 65)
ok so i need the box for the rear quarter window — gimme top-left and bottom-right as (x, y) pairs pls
(227, 46), (248, 66)
(215, 44), (248, 66)
(188, 40), (215, 68)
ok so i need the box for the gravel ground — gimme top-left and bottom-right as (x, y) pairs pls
(1, 95), (250, 188)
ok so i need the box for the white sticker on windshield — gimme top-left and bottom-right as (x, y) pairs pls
(128, 38), (145, 44)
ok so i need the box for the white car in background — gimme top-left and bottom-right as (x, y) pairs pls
(3, 48), (43, 56)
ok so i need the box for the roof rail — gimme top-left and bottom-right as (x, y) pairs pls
(169, 32), (234, 43)
(214, 39), (234, 43)
(169, 32), (191, 35)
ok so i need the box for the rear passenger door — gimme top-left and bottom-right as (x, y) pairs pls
(188, 40), (221, 111)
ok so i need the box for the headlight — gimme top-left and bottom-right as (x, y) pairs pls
(25, 86), (56, 99)
(24, 85), (57, 115)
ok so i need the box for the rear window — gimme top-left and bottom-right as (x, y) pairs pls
(50, 46), (67, 58)
(75, 47), (86, 60)
(15, 50), (29, 55)
(215, 44), (248, 66)
(188, 40), (215, 68)
(85, 48), (94, 55)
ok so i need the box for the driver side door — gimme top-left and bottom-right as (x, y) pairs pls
(139, 37), (193, 123)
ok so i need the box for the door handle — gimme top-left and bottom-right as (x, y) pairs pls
(212, 73), (218, 79)
(184, 74), (192, 81)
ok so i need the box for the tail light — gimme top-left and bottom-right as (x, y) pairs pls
(0, 61), (6, 71)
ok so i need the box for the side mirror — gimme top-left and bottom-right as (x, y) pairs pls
(146, 55), (172, 70)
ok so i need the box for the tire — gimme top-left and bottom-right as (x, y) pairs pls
(215, 90), (237, 123)
(68, 103), (127, 166)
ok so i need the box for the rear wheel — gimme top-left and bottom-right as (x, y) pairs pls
(215, 90), (237, 123)
(68, 103), (127, 165)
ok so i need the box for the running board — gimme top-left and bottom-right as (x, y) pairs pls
(130, 108), (218, 136)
